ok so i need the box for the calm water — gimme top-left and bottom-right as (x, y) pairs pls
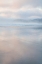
(0, 20), (42, 64)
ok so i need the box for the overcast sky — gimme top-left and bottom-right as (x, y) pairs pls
(0, 0), (42, 19)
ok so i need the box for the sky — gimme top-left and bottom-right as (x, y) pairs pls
(0, 0), (42, 19)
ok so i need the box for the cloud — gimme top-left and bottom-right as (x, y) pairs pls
(0, 0), (42, 19)
(0, 7), (42, 19)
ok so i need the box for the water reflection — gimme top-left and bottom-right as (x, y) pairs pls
(0, 22), (42, 64)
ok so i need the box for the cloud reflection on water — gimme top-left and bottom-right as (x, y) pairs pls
(0, 25), (42, 64)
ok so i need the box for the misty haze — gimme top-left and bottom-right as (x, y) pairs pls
(0, 0), (42, 64)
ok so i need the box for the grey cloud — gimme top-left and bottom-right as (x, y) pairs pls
(16, 9), (42, 19)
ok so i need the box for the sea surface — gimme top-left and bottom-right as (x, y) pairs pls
(0, 20), (42, 64)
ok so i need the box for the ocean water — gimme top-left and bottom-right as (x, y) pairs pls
(0, 20), (42, 64)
